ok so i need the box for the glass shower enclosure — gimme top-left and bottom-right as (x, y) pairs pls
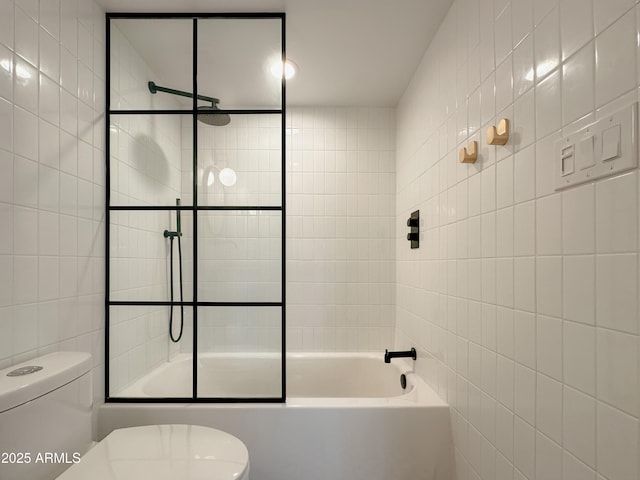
(105, 13), (286, 401)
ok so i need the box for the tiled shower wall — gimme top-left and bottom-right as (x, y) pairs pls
(395, 1), (640, 479)
(0, 0), (106, 410)
(287, 107), (396, 351)
(177, 115), (283, 354)
(178, 108), (397, 354)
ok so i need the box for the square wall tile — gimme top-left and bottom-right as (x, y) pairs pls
(39, 28), (59, 81)
(562, 183), (595, 255)
(562, 42), (595, 125)
(13, 256), (37, 305)
(14, 6), (39, 68)
(536, 69), (562, 139)
(495, 56), (513, 114)
(596, 329), (639, 416)
(595, 254), (638, 334)
(535, 432), (562, 480)
(496, 258), (514, 307)
(536, 315), (562, 381)
(563, 321), (596, 395)
(563, 255), (595, 325)
(497, 356), (515, 413)
(596, 401), (639, 480)
(14, 107), (38, 161)
(497, 307), (514, 359)
(533, 0), (558, 26)
(536, 256), (562, 318)
(0, 256), (12, 307)
(535, 131), (562, 198)
(595, 171), (637, 254)
(496, 157), (514, 209)
(0, 45), (13, 102)
(496, 207), (514, 257)
(563, 386), (596, 468)
(536, 373), (562, 443)
(13, 156), (38, 208)
(536, 193), (561, 255)
(595, 10), (637, 107)
(513, 416), (535, 479)
(495, 2), (512, 65)
(593, 0), (636, 34)
(512, 34), (534, 98)
(481, 74), (496, 129)
(0, 205), (11, 254)
(514, 257), (535, 313)
(560, 0), (593, 60)
(514, 201), (535, 256)
(513, 89), (536, 150)
(514, 363), (535, 424)
(514, 310), (536, 368)
(0, 150), (12, 204)
(0, 0), (14, 50)
(40, 0), (60, 39)
(0, 97), (12, 152)
(534, 7), (560, 80)
(511, 0), (533, 49)
(496, 404), (514, 464)
(513, 145), (535, 203)
(563, 451), (596, 480)
(14, 58), (38, 114)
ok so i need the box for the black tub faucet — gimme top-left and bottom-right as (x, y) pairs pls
(384, 348), (417, 363)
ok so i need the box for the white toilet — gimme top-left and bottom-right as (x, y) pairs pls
(0, 352), (249, 480)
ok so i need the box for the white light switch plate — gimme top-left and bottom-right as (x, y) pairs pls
(555, 102), (638, 191)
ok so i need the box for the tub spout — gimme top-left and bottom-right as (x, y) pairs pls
(384, 348), (417, 363)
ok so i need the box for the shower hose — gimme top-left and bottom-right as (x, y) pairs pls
(168, 233), (184, 342)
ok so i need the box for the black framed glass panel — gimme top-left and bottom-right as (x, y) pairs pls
(106, 13), (285, 403)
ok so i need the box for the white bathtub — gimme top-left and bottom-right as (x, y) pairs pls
(100, 353), (453, 480)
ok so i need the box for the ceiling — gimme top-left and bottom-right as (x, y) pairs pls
(98, 0), (454, 107)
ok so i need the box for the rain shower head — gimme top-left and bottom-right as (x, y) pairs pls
(148, 81), (231, 126)
(197, 105), (231, 126)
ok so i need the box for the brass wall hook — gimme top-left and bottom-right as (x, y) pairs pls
(487, 118), (510, 145)
(459, 140), (478, 163)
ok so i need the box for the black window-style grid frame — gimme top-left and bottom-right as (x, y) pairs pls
(105, 12), (286, 403)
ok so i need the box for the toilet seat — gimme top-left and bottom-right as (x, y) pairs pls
(56, 424), (249, 480)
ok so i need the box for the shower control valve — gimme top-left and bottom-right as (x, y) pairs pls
(407, 210), (419, 249)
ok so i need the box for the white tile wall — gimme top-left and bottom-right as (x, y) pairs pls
(0, 0), (106, 428)
(395, 1), (640, 479)
(287, 107), (396, 351)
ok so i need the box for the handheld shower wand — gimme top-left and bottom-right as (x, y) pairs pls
(166, 199), (184, 343)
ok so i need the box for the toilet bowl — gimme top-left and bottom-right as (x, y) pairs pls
(57, 424), (250, 480)
(0, 352), (249, 480)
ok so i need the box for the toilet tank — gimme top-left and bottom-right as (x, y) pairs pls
(0, 352), (93, 480)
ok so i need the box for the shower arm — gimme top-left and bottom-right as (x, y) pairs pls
(148, 81), (220, 107)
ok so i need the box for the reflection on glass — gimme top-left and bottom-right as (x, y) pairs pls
(195, 114), (282, 206)
(198, 19), (282, 109)
(109, 114), (188, 207)
(109, 210), (194, 303)
(109, 306), (193, 398)
(197, 306), (282, 398)
(110, 19), (192, 110)
(198, 211), (282, 303)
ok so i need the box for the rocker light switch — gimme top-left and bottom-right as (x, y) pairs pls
(555, 102), (638, 191)
(576, 135), (595, 170)
(602, 124), (621, 161)
(561, 145), (574, 176)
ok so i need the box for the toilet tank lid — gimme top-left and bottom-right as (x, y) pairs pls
(0, 352), (92, 414)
